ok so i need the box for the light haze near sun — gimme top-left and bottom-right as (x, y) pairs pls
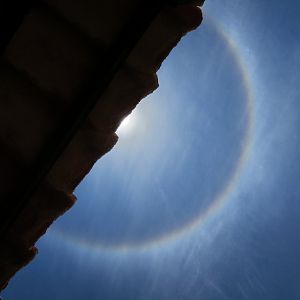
(117, 113), (137, 135)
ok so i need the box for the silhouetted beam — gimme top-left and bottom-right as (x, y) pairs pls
(1, 0), (204, 236)
(0, 1), (40, 55)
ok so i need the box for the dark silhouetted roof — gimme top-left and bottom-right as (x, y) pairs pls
(0, 0), (204, 291)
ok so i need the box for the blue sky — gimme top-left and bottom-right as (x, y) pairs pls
(3, 0), (300, 299)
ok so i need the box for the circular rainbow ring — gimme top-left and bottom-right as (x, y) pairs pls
(50, 15), (256, 254)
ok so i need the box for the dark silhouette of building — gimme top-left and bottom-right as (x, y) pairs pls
(0, 0), (204, 291)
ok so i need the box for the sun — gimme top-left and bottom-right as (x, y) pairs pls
(116, 113), (136, 135)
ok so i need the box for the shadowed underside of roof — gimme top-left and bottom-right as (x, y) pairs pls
(0, 0), (204, 291)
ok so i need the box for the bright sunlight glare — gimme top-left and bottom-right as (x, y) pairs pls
(116, 113), (136, 135)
